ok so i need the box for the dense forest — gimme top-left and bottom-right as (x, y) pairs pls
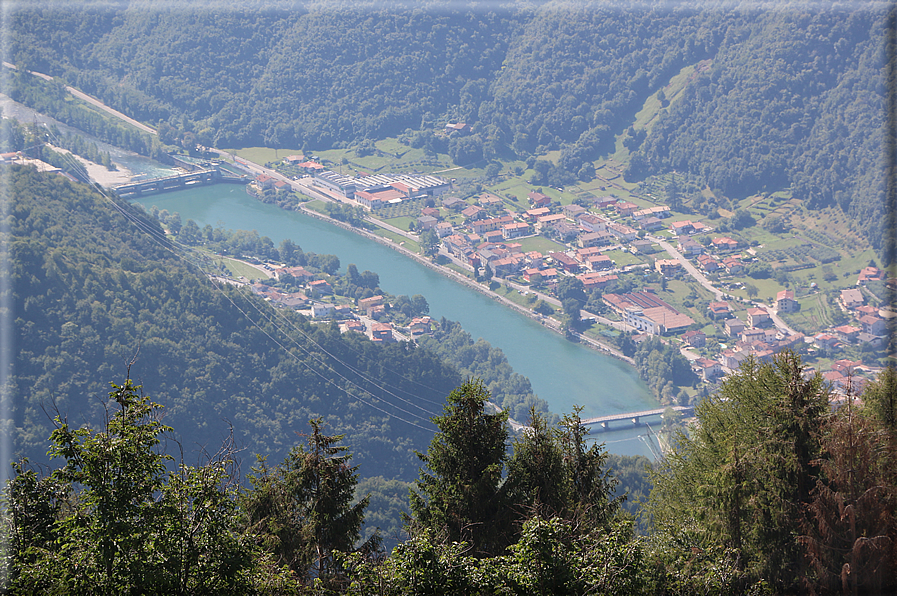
(6, 0), (891, 252)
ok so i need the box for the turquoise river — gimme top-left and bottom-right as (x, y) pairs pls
(143, 184), (660, 457)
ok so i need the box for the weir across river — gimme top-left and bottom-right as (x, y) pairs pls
(114, 165), (248, 197)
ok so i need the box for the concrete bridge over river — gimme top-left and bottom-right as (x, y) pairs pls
(581, 405), (694, 431)
(114, 165), (248, 198)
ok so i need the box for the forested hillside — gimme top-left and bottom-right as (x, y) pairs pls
(7, 1), (890, 249)
(6, 166), (461, 479)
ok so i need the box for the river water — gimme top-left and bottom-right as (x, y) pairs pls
(143, 184), (661, 457)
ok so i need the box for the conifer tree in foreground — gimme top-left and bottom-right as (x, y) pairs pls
(4, 379), (287, 595)
(408, 379), (510, 557)
(240, 418), (380, 590)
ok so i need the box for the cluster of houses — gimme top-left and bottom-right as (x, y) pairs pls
(813, 267), (891, 352)
(436, 190), (668, 289)
(249, 266), (436, 344)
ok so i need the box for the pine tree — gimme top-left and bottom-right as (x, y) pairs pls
(409, 379), (509, 556)
(6, 379), (264, 594)
(241, 418), (378, 588)
(649, 351), (829, 592)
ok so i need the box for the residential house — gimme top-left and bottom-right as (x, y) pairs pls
(630, 239), (656, 254)
(655, 259), (682, 276)
(614, 201), (638, 217)
(441, 196), (466, 210)
(694, 358), (723, 381)
(858, 332), (885, 349)
(840, 288), (865, 310)
(528, 191), (552, 207)
(420, 207), (440, 218)
(409, 316), (433, 336)
(308, 279), (332, 295)
(578, 272), (617, 290)
(776, 290), (798, 313)
(502, 222), (530, 239)
(255, 174), (276, 189)
(706, 301), (732, 320)
(741, 328), (767, 344)
(483, 230), (505, 243)
(607, 222), (637, 241)
(444, 122), (471, 134)
(859, 314), (887, 337)
(549, 252), (580, 273)
(535, 213), (567, 231)
(491, 256), (522, 277)
(311, 302), (335, 318)
(577, 213), (609, 233)
(461, 205), (486, 221)
(341, 319), (366, 334)
(814, 333), (841, 350)
(358, 295), (384, 315)
(683, 329), (707, 347)
(478, 192), (504, 207)
(721, 349), (749, 370)
(584, 254), (613, 271)
(747, 307), (771, 328)
(833, 325), (861, 343)
(579, 232), (611, 248)
(857, 266), (885, 285)
(697, 254), (721, 271)
(678, 239), (704, 256)
(722, 257), (744, 274)
(442, 233), (471, 255)
(370, 322), (394, 342)
(274, 266), (314, 282)
(417, 215), (438, 230)
(471, 215), (514, 235)
(633, 205), (671, 219)
(670, 220), (695, 236)
(563, 204), (587, 219)
(597, 197), (618, 209)
(538, 267), (559, 283)
(523, 267), (544, 283)
(524, 207), (551, 221)
(434, 221), (454, 237)
(639, 216), (663, 231)
(725, 318), (746, 337)
(711, 237), (739, 251)
(551, 222), (580, 242)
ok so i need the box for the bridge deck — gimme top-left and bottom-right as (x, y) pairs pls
(581, 405), (693, 426)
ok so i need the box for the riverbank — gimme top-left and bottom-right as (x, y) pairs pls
(294, 201), (634, 366)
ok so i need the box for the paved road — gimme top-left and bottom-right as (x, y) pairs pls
(649, 234), (725, 301)
(4, 62), (158, 135)
(767, 306), (799, 336)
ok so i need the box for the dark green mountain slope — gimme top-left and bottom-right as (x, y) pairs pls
(634, 6), (889, 245)
(7, 166), (460, 479)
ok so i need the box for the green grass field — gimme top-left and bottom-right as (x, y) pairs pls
(515, 236), (568, 254)
(216, 257), (268, 280)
